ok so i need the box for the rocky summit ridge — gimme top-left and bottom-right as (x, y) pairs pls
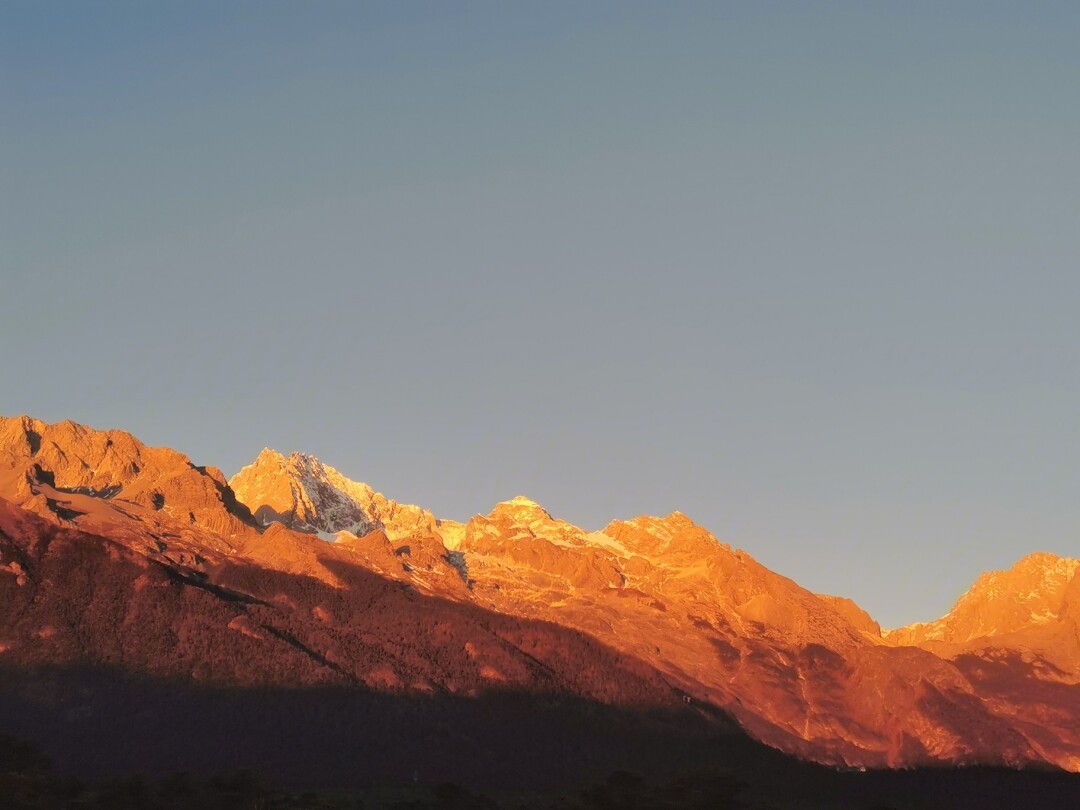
(229, 447), (439, 541)
(1, 414), (1080, 773)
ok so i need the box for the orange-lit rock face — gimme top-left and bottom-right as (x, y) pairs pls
(0, 498), (676, 704)
(817, 594), (883, 638)
(882, 552), (1080, 771)
(229, 448), (438, 541)
(0, 415), (251, 536)
(1, 415), (1079, 773)
(447, 503), (1055, 769)
(887, 552), (1080, 694)
(889, 553), (1080, 653)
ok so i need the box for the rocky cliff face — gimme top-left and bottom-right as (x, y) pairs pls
(888, 553), (1080, 651)
(229, 448), (438, 541)
(0, 415), (252, 535)
(447, 501), (1056, 768)
(882, 552), (1080, 771)
(1, 415), (1079, 773)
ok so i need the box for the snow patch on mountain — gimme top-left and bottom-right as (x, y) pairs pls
(230, 449), (438, 542)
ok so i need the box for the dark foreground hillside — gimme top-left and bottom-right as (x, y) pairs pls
(1, 665), (1079, 809)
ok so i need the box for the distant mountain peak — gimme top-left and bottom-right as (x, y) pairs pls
(505, 494), (543, 507)
(3, 413), (1080, 773)
(229, 449), (437, 541)
(0, 414), (252, 534)
(888, 551), (1080, 647)
(490, 495), (552, 521)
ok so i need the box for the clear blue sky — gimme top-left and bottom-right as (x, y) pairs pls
(3, 2), (1079, 627)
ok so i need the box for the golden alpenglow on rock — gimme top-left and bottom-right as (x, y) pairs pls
(3, 415), (1079, 779)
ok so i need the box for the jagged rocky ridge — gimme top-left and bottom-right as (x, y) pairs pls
(1, 415), (1079, 774)
(230, 448), (439, 540)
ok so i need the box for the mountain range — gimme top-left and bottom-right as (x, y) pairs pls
(1, 414), (1079, 800)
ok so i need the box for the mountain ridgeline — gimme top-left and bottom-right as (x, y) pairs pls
(1, 415), (1079, 806)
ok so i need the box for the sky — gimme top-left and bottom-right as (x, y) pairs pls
(3, 2), (1079, 628)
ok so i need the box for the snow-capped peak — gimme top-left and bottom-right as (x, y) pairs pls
(229, 450), (437, 542)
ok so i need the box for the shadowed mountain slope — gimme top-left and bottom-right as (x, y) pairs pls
(1, 414), (1079, 781)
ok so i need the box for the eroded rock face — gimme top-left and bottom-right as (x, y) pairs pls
(883, 552), (1080, 771)
(888, 553), (1080, 651)
(0, 415), (252, 535)
(451, 503), (1055, 769)
(1, 413), (1079, 773)
(817, 594), (883, 638)
(229, 449), (438, 541)
(0, 498), (677, 704)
